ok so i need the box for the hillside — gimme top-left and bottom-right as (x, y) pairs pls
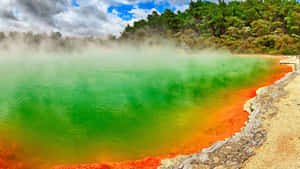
(121, 0), (300, 54)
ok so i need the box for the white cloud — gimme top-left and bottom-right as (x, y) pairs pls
(130, 6), (158, 20)
(0, 0), (193, 38)
(174, 4), (189, 12)
(53, 5), (128, 37)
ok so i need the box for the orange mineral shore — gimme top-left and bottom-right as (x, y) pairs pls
(51, 62), (291, 169)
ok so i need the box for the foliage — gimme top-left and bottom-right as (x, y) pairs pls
(251, 19), (272, 36)
(121, 0), (300, 54)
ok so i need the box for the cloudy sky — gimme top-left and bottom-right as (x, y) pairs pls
(0, 0), (195, 38)
(4, 0), (298, 38)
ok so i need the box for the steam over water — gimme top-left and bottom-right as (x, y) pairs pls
(0, 46), (285, 167)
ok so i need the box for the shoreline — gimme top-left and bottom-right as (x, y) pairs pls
(158, 59), (298, 169)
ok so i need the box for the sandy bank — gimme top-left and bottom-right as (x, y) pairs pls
(243, 73), (300, 169)
(159, 60), (300, 169)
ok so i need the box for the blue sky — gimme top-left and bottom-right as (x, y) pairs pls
(73, 0), (185, 21)
(71, 0), (80, 7)
(108, 4), (135, 21)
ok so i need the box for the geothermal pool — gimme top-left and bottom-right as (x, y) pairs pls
(0, 47), (290, 169)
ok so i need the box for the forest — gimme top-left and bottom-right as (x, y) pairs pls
(121, 0), (300, 54)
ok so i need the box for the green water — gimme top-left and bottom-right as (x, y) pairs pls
(0, 47), (275, 164)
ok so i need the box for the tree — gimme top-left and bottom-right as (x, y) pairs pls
(251, 19), (271, 36)
(285, 11), (300, 35)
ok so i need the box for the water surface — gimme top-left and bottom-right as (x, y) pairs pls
(0, 48), (290, 168)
